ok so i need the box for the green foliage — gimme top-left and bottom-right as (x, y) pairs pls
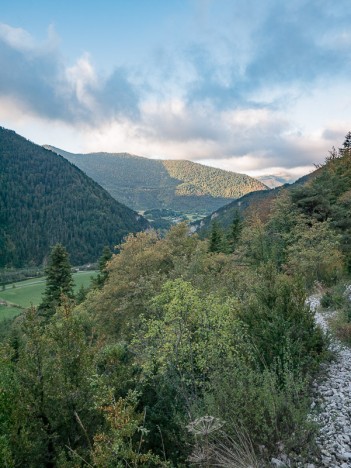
(289, 133), (351, 272)
(39, 244), (74, 314)
(1, 302), (159, 466)
(208, 220), (228, 253)
(0, 345), (17, 467)
(340, 131), (351, 157)
(134, 279), (248, 398)
(91, 391), (164, 467)
(91, 245), (113, 289)
(320, 283), (345, 309)
(203, 360), (316, 456)
(0, 127), (148, 268)
(227, 211), (243, 252)
(6, 137), (351, 464)
(285, 219), (344, 287)
(327, 282), (351, 345)
(193, 184), (281, 234)
(81, 224), (200, 340)
(237, 264), (325, 375)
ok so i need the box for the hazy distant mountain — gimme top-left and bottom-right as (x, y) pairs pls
(44, 146), (268, 214)
(0, 127), (149, 267)
(256, 174), (295, 188)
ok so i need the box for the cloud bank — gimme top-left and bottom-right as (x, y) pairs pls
(0, 0), (350, 177)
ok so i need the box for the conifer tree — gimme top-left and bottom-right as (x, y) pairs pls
(92, 245), (113, 289)
(228, 211), (242, 252)
(341, 131), (351, 157)
(209, 221), (226, 253)
(39, 244), (74, 313)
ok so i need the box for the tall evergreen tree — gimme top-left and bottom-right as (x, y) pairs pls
(341, 131), (351, 157)
(209, 220), (226, 253)
(39, 244), (74, 314)
(228, 211), (242, 252)
(93, 245), (113, 289)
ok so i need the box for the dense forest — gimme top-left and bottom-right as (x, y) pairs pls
(0, 128), (149, 268)
(45, 146), (267, 214)
(0, 134), (350, 466)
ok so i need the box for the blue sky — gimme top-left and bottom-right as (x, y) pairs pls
(1, 0), (350, 178)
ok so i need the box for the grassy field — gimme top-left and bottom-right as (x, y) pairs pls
(0, 271), (96, 321)
(0, 304), (23, 321)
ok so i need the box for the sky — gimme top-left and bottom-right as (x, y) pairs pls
(0, 0), (350, 179)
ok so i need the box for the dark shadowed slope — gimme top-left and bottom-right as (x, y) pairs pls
(0, 127), (149, 267)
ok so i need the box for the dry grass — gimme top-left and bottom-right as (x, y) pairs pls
(187, 417), (261, 467)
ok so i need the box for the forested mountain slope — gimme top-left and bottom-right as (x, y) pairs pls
(193, 169), (319, 232)
(0, 127), (149, 267)
(197, 132), (351, 272)
(44, 146), (267, 214)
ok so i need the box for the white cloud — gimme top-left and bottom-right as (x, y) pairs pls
(0, 23), (36, 51)
(65, 53), (99, 111)
(0, 11), (350, 177)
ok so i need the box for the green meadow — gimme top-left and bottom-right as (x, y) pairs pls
(0, 271), (96, 321)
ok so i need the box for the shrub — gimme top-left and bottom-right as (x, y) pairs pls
(320, 283), (345, 309)
(201, 359), (317, 459)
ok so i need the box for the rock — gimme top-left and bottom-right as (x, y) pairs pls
(306, 293), (351, 467)
(338, 451), (351, 461)
(270, 458), (287, 467)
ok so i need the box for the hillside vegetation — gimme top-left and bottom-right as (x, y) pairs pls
(3, 135), (351, 466)
(0, 127), (149, 267)
(45, 146), (267, 214)
(197, 135), (351, 273)
(193, 169), (319, 233)
(1, 134), (350, 466)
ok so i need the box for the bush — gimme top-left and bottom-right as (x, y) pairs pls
(320, 283), (345, 309)
(330, 286), (351, 344)
(237, 264), (326, 377)
(201, 359), (317, 459)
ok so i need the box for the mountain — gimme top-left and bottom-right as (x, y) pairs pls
(0, 127), (149, 268)
(44, 146), (267, 214)
(192, 170), (320, 233)
(256, 174), (294, 188)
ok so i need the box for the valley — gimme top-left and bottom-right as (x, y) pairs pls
(1, 126), (351, 466)
(1, 2), (350, 466)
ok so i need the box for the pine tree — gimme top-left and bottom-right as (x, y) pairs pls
(92, 245), (113, 289)
(39, 244), (74, 314)
(209, 221), (227, 253)
(340, 131), (351, 157)
(228, 211), (242, 252)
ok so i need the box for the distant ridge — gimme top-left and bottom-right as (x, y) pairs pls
(0, 127), (149, 267)
(257, 174), (294, 188)
(192, 169), (319, 233)
(44, 146), (268, 214)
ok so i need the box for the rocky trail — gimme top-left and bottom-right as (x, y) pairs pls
(270, 295), (351, 468)
(306, 296), (351, 467)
